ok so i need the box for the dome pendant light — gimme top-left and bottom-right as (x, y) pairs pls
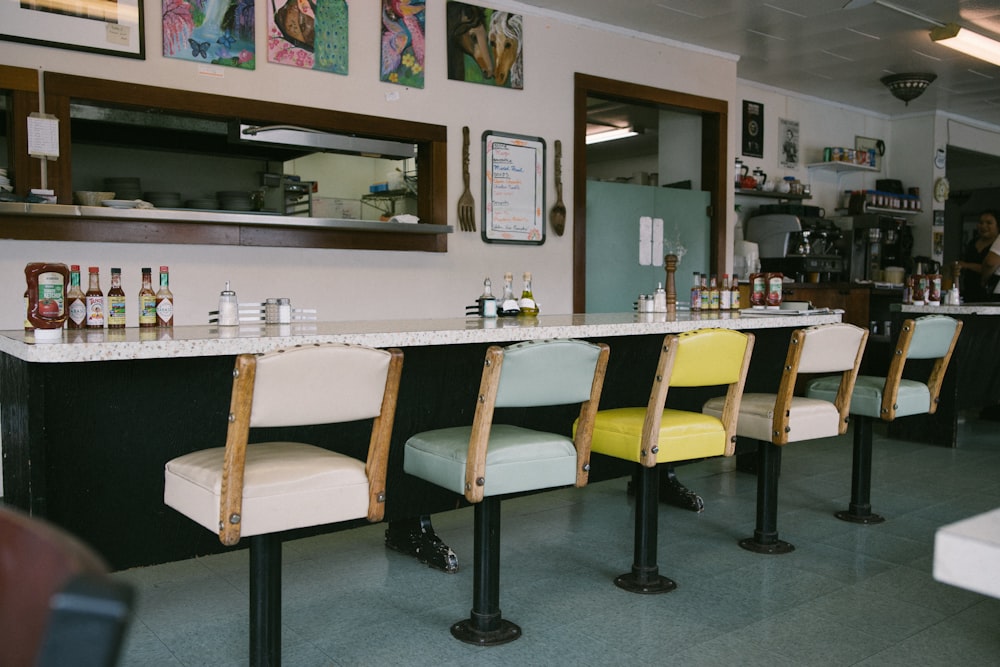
(880, 73), (937, 105)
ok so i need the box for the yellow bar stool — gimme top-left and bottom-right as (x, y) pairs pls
(164, 343), (403, 667)
(587, 329), (755, 593)
(704, 323), (868, 554)
(404, 339), (610, 646)
(805, 315), (962, 524)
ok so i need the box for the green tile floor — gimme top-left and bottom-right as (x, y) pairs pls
(115, 416), (1000, 666)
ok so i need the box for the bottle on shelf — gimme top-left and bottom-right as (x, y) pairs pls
(138, 267), (157, 328)
(730, 274), (741, 311)
(708, 274), (720, 310)
(24, 262), (70, 337)
(477, 277), (497, 318)
(690, 272), (702, 311)
(699, 274), (709, 310)
(23, 290), (33, 332)
(155, 265), (174, 327)
(720, 273), (732, 310)
(85, 266), (105, 329)
(107, 268), (126, 329)
(66, 265), (86, 330)
(517, 271), (539, 316)
(499, 272), (520, 317)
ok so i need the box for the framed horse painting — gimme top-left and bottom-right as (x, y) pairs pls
(447, 1), (523, 89)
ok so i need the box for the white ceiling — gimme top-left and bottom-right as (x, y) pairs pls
(512, 0), (1000, 126)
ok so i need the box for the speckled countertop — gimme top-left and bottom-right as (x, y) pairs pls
(0, 311), (842, 364)
(896, 303), (1000, 316)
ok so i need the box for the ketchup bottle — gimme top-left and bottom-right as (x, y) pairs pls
(24, 262), (70, 339)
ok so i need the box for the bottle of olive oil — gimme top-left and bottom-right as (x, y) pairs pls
(517, 271), (539, 316)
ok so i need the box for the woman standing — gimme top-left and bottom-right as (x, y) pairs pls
(957, 210), (999, 302)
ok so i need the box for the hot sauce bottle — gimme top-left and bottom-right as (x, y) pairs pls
(155, 265), (174, 327)
(107, 267), (126, 328)
(138, 267), (157, 327)
(85, 266), (105, 329)
(66, 265), (86, 329)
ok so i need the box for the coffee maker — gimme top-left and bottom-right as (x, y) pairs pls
(745, 205), (845, 282)
(835, 214), (913, 282)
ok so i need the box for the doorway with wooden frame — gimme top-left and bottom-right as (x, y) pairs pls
(572, 73), (728, 312)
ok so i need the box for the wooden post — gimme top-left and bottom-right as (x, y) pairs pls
(664, 254), (677, 314)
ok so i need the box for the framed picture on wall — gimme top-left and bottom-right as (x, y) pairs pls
(779, 118), (799, 168)
(1, 0), (144, 58)
(742, 101), (763, 158)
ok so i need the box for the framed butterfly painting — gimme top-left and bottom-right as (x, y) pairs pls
(267, 0), (348, 74)
(163, 0), (255, 69)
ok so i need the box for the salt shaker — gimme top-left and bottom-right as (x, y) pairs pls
(277, 298), (292, 324)
(218, 282), (239, 326)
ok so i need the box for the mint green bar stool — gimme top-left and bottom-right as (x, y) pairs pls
(806, 315), (962, 524)
(404, 339), (610, 646)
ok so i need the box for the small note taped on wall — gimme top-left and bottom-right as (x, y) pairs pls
(27, 113), (60, 158)
(106, 23), (132, 47)
(652, 218), (664, 266)
(639, 216), (652, 266)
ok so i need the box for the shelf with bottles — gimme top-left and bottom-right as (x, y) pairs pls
(735, 188), (811, 200)
(806, 161), (880, 174)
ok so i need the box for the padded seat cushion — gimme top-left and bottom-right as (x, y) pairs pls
(404, 425), (578, 497)
(589, 407), (727, 464)
(165, 442), (368, 538)
(806, 374), (931, 419)
(703, 393), (842, 443)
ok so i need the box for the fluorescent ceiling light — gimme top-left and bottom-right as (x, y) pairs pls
(585, 127), (638, 145)
(930, 23), (1000, 68)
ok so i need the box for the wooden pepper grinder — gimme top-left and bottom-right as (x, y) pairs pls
(664, 254), (678, 314)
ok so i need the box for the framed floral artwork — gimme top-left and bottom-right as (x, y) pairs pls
(380, 0), (424, 87)
(268, 0), (348, 73)
(163, 0), (255, 69)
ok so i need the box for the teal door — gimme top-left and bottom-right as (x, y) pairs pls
(586, 181), (711, 312)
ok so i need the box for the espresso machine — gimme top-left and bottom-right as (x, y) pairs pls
(835, 214), (913, 282)
(745, 205), (845, 282)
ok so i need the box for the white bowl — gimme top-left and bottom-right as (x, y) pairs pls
(74, 191), (116, 206)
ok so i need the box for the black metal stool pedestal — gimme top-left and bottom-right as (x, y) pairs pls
(450, 497), (521, 645)
(615, 465), (677, 594)
(739, 440), (795, 555)
(835, 415), (885, 525)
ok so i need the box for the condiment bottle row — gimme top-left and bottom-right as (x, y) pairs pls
(24, 263), (174, 335)
(469, 272), (539, 318)
(690, 273), (741, 311)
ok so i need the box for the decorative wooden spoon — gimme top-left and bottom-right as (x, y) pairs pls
(550, 139), (566, 236)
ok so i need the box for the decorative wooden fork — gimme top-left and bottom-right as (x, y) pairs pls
(458, 126), (476, 231)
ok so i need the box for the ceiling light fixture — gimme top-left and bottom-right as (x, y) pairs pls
(585, 127), (637, 145)
(880, 73), (936, 105)
(930, 23), (1000, 67)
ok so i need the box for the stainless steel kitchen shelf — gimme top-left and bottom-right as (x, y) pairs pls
(0, 202), (452, 235)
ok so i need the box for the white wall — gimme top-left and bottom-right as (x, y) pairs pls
(1, 1), (737, 329)
(732, 81), (893, 241)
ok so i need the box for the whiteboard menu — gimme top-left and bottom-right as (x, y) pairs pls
(482, 131), (546, 244)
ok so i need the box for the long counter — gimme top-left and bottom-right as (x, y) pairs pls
(0, 310), (839, 363)
(0, 312), (840, 569)
(888, 302), (1000, 447)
